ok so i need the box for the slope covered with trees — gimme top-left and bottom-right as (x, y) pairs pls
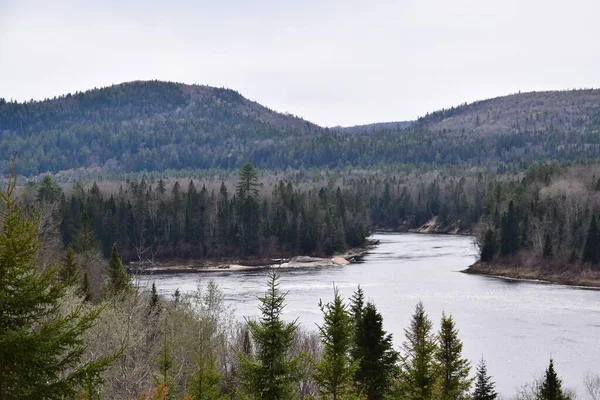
(2, 81), (600, 176)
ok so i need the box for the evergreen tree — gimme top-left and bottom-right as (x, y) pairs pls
(58, 246), (79, 283)
(539, 359), (568, 400)
(349, 286), (365, 381)
(239, 271), (301, 400)
(105, 243), (133, 296)
(149, 282), (160, 313)
(543, 233), (553, 259)
(74, 211), (98, 253)
(0, 161), (112, 399)
(189, 352), (224, 400)
(435, 313), (471, 400)
(354, 302), (398, 400)
(236, 163), (260, 201)
(399, 301), (438, 400)
(582, 216), (599, 264)
(472, 358), (497, 400)
(314, 287), (359, 400)
(80, 271), (93, 302)
(155, 326), (174, 399)
(500, 201), (519, 256)
(480, 229), (496, 262)
(36, 175), (62, 203)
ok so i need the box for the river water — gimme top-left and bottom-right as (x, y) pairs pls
(139, 233), (600, 397)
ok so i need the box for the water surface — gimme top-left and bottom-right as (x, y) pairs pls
(139, 233), (600, 396)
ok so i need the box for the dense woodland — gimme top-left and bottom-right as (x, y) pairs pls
(35, 164), (369, 263)
(1, 81), (600, 176)
(1, 172), (594, 398)
(475, 163), (600, 269)
(26, 158), (600, 272)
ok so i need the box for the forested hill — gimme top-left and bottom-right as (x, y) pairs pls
(1, 82), (600, 176)
(0, 80), (320, 175)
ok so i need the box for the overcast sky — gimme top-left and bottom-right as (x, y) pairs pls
(1, 0), (599, 126)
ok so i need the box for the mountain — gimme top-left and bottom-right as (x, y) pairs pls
(1, 82), (599, 176)
(0, 80), (321, 175)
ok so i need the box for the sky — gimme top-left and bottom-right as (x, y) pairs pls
(1, 0), (599, 127)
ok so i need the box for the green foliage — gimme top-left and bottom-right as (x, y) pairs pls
(56, 175), (368, 261)
(480, 229), (496, 262)
(155, 326), (174, 396)
(80, 271), (93, 302)
(36, 175), (62, 203)
(189, 354), (225, 400)
(314, 287), (359, 399)
(399, 301), (438, 400)
(237, 163), (260, 201)
(58, 246), (79, 283)
(74, 211), (98, 253)
(0, 162), (112, 399)
(582, 216), (599, 264)
(540, 359), (569, 400)
(435, 313), (472, 400)
(150, 282), (161, 313)
(472, 358), (497, 400)
(500, 201), (519, 256)
(543, 233), (553, 259)
(3, 82), (600, 176)
(239, 271), (302, 400)
(352, 299), (398, 400)
(105, 243), (132, 297)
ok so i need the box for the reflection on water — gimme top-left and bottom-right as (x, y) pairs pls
(139, 233), (600, 396)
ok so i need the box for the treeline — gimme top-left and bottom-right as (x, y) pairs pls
(476, 163), (600, 269)
(40, 163), (369, 262)
(2, 81), (600, 176)
(35, 164), (496, 263)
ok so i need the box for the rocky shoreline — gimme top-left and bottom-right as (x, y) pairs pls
(130, 241), (377, 275)
(463, 260), (600, 289)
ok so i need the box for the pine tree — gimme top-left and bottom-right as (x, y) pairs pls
(36, 175), (62, 203)
(105, 243), (133, 297)
(399, 301), (438, 400)
(58, 246), (79, 283)
(435, 313), (472, 400)
(0, 160), (112, 399)
(314, 287), (359, 399)
(354, 302), (398, 400)
(236, 163), (260, 201)
(480, 229), (496, 262)
(239, 271), (301, 400)
(540, 359), (568, 400)
(582, 216), (599, 265)
(472, 358), (497, 400)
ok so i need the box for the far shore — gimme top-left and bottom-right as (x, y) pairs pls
(463, 261), (600, 289)
(129, 242), (376, 275)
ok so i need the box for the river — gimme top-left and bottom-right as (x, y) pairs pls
(138, 233), (600, 397)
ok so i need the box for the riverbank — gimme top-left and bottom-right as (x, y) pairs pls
(464, 260), (600, 288)
(407, 216), (472, 236)
(130, 241), (377, 275)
